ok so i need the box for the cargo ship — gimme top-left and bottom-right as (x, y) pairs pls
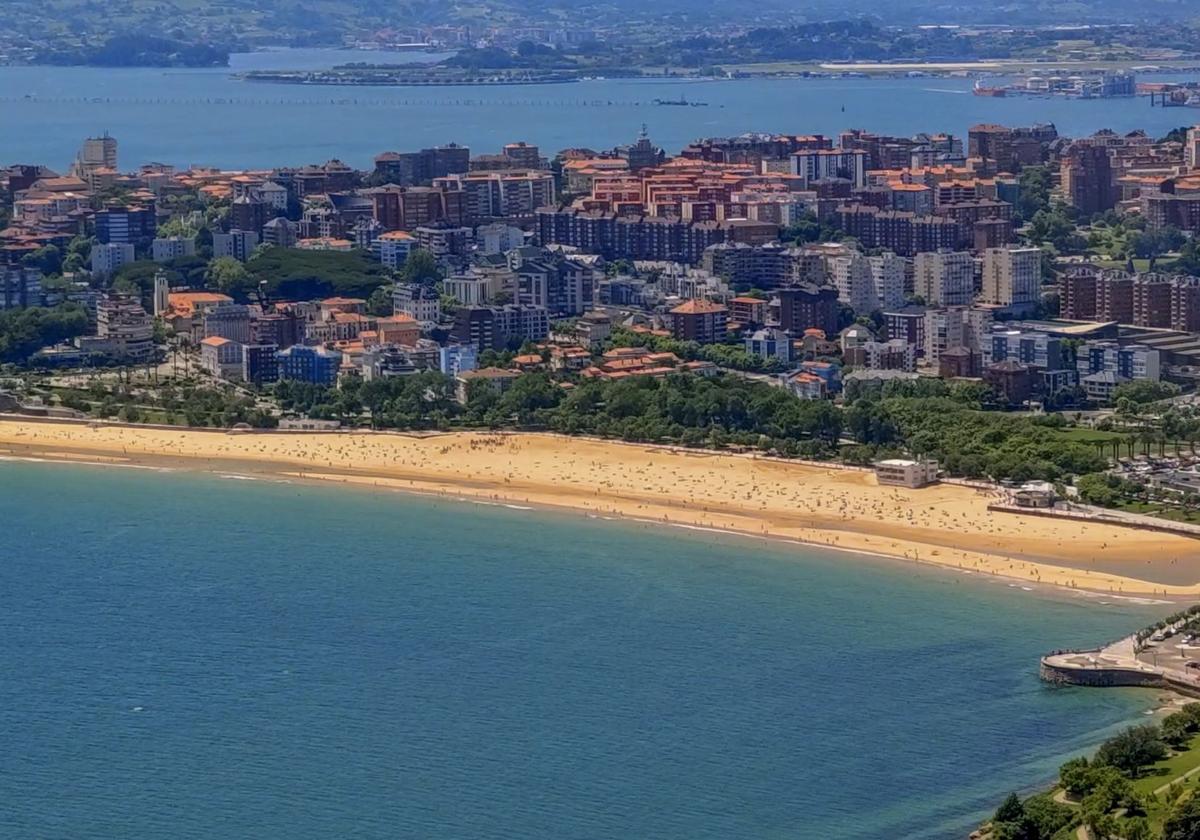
(972, 80), (1008, 97)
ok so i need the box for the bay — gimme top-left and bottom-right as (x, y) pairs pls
(0, 460), (1166, 839)
(0, 49), (1196, 169)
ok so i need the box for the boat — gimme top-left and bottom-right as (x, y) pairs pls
(973, 80), (1007, 97)
(652, 96), (708, 107)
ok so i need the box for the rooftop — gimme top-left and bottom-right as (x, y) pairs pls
(670, 298), (728, 315)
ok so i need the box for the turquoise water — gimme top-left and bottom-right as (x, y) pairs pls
(0, 461), (1166, 838)
(1, 50), (1196, 169)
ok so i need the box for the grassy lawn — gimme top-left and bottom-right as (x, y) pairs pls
(1054, 427), (1130, 444)
(1090, 258), (1154, 272)
(1118, 502), (1200, 524)
(1134, 735), (1200, 798)
(1132, 735), (1200, 830)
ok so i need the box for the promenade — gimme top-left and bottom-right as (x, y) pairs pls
(1042, 620), (1200, 696)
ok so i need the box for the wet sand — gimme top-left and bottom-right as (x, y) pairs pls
(2, 419), (1198, 595)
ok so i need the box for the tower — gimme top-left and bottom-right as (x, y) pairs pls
(152, 269), (170, 317)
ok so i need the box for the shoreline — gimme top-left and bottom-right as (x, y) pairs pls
(3, 446), (1173, 609)
(3, 418), (1199, 598)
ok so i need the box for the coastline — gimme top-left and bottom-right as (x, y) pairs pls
(3, 417), (1199, 598)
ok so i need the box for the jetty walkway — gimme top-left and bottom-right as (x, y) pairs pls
(1042, 617), (1200, 696)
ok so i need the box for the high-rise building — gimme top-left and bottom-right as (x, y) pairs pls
(669, 299), (729, 344)
(831, 253), (877, 314)
(789, 149), (867, 188)
(95, 204), (156, 245)
(72, 133), (118, 177)
(242, 344), (280, 386)
(1060, 140), (1116, 215)
(868, 252), (906, 311)
(0, 267), (44, 309)
(773, 285), (839, 336)
(914, 250), (975, 307)
(1059, 266), (1099, 321)
(1186, 127), (1200, 171)
(923, 306), (993, 364)
(433, 170), (556, 223)
(980, 247), (1042, 308)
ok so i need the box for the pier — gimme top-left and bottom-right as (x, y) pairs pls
(1041, 608), (1200, 697)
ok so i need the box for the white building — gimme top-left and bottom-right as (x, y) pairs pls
(1077, 341), (1160, 386)
(745, 327), (795, 364)
(212, 229), (260, 262)
(831, 253), (877, 314)
(77, 294), (153, 361)
(788, 149), (867, 188)
(475, 223), (526, 254)
(1186, 126), (1200, 171)
(868, 251), (906, 311)
(444, 270), (506, 306)
(831, 251), (901, 313)
(913, 250), (975, 307)
(851, 339), (917, 372)
(980, 247), (1042, 308)
(377, 230), (416, 269)
(923, 306), (994, 364)
(199, 336), (244, 380)
(393, 283), (441, 328)
(256, 181), (289, 213)
(875, 458), (939, 488)
(90, 242), (135, 277)
(152, 236), (195, 263)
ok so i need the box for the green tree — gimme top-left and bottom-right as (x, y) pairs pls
(20, 244), (63, 275)
(994, 793), (1024, 823)
(400, 248), (442, 285)
(1164, 793), (1200, 840)
(0, 304), (91, 363)
(1059, 756), (1093, 795)
(1095, 725), (1167, 777)
(206, 256), (249, 295)
(1016, 165), (1052, 222)
(366, 284), (394, 317)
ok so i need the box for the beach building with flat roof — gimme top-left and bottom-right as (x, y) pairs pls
(875, 458), (939, 488)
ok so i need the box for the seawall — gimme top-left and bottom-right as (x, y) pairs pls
(1039, 653), (1167, 689)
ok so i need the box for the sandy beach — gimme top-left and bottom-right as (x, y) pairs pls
(3, 418), (1199, 596)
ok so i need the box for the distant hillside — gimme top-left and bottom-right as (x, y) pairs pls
(5, 0), (1197, 45)
(4, 0), (1199, 69)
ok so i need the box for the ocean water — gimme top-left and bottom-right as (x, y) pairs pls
(0, 50), (1196, 169)
(0, 460), (1167, 839)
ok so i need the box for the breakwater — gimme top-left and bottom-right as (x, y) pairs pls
(1040, 605), (1200, 697)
